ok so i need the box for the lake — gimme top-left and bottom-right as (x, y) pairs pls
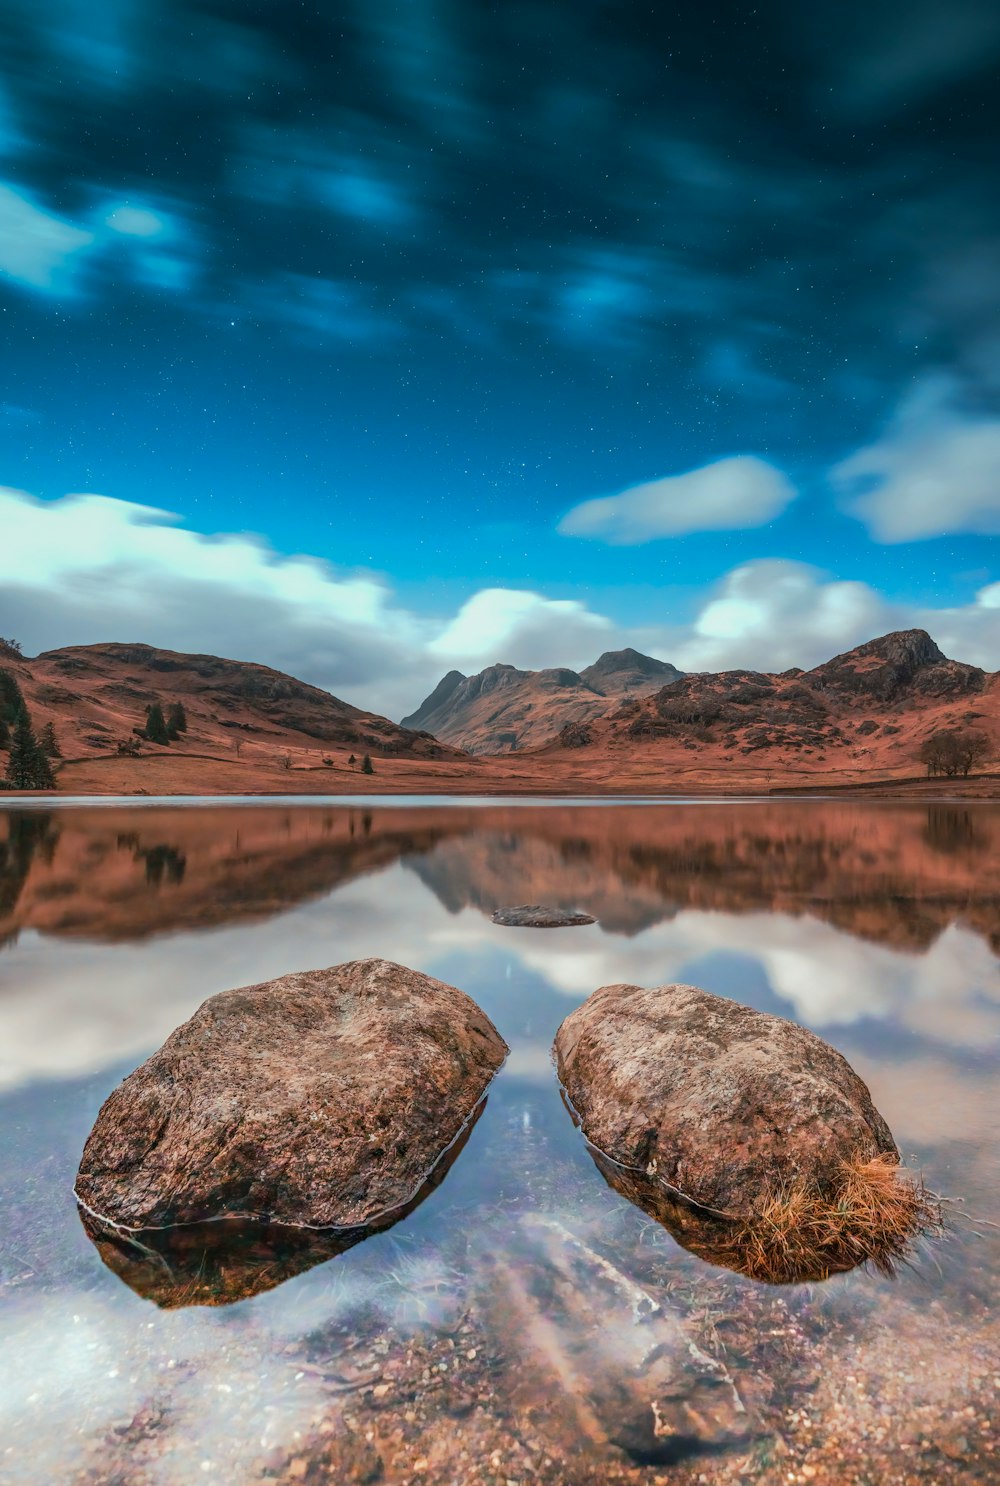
(1, 798), (998, 1485)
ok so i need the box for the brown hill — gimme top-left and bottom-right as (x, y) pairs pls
(2, 641), (460, 774)
(401, 648), (682, 754)
(532, 629), (997, 776)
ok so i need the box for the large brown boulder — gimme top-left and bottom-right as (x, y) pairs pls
(76, 958), (507, 1232)
(554, 982), (935, 1283)
(79, 1102), (482, 1308)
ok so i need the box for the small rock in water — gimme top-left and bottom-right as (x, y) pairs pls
(555, 982), (938, 1283)
(76, 957), (508, 1234)
(491, 904), (596, 928)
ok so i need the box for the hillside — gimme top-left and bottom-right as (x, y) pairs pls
(1, 629), (997, 796)
(537, 629), (997, 777)
(0, 640), (462, 781)
(401, 647), (682, 753)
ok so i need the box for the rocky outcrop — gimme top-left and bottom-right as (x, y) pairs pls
(555, 982), (935, 1282)
(400, 650), (680, 754)
(491, 904), (596, 927)
(579, 647), (683, 694)
(806, 629), (985, 704)
(76, 958), (507, 1231)
(400, 668), (467, 730)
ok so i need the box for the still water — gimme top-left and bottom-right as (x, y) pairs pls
(1, 799), (998, 1485)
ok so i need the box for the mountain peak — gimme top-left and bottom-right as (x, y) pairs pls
(580, 648), (683, 693)
(830, 629), (946, 669)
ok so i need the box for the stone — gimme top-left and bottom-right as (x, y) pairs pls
(554, 982), (935, 1282)
(79, 1100), (481, 1307)
(76, 957), (507, 1232)
(491, 905), (595, 928)
(491, 1214), (751, 1462)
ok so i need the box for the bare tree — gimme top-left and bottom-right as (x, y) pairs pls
(917, 728), (991, 778)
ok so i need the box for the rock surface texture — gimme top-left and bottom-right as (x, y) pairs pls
(555, 982), (933, 1281)
(76, 958), (508, 1231)
(491, 904), (596, 927)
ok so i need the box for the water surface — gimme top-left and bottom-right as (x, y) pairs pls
(2, 800), (998, 1484)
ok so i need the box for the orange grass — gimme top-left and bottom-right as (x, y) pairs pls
(722, 1154), (941, 1284)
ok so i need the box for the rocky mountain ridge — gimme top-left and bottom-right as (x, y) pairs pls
(545, 629), (994, 772)
(401, 647), (683, 754)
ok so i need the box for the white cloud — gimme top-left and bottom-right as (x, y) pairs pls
(2, 488), (999, 723)
(0, 487), (623, 719)
(671, 559), (895, 673)
(834, 381), (1000, 541)
(104, 202), (167, 237)
(558, 455), (797, 543)
(429, 589), (613, 670)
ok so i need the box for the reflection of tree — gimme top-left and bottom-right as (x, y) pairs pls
(923, 807), (988, 856)
(117, 833), (187, 886)
(0, 811), (61, 934)
(140, 845), (187, 886)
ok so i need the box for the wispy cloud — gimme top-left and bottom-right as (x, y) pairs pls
(834, 380), (1000, 541)
(0, 183), (94, 294)
(0, 181), (196, 298)
(558, 456), (798, 543)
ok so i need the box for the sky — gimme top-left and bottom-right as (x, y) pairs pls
(1, 0), (999, 718)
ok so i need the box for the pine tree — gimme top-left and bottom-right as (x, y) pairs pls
(166, 701), (188, 736)
(0, 669), (28, 731)
(5, 715), (55, 789)
(38, 721), (62, 758)
(144, 702), (171, 745)
(361, 753), (374, 775)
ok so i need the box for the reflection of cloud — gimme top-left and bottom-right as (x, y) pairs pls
(3, 864), (998, 1092)
(516, 909), (1000, 1044)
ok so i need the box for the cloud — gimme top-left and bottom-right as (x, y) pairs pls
(0, 181), (195, 299)
(429, 589), (613, 669)
(834, 382), (1000, 542)
(0, 183), (94, 294)
(671, 560), (895, 673)
(558, 456), (798, 544)
(1, 489), (997, 724)
(0, 487), (622, 718)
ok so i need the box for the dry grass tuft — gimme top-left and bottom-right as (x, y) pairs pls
(722, 1153), (941, 1284)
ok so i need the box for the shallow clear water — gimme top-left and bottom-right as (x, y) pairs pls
(1, 799), (998, 1484)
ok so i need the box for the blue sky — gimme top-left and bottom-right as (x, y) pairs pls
(1, 0), (999, 716)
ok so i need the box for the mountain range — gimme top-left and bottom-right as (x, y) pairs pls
(1, 629), (996, 794)
(401, 647), (683, 753)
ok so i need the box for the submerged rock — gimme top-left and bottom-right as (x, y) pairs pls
(491, 1214), (751, 1463)
(555, 982), (936, 1283)
(79, 1102), (482, 1307)
(76, 957), (507, 1232)
(491, 904), (596, 928)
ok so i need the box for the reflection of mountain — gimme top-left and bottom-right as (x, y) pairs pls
(0, 807), (451, 943)
(2, 801), (1000, 953)
(403, 803), (1000, 953)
